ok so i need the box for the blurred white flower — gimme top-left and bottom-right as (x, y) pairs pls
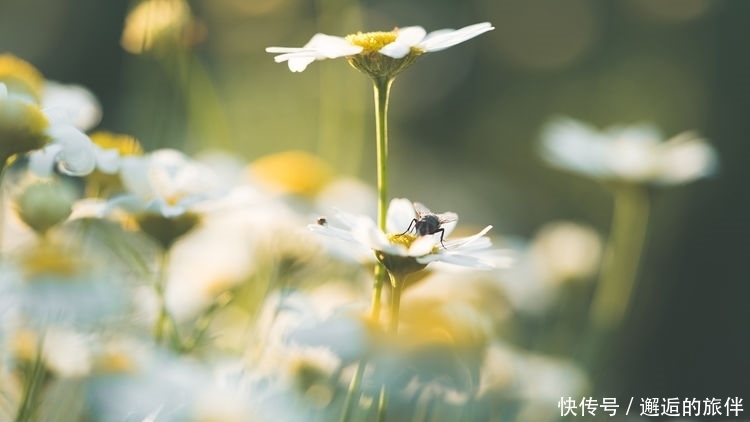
(41, 80), (102, 132)
(540, 117), (718, 185)
(479, 342), (589, 422)
(399, 270), (511, 349)
(27, 124), (97, 177)
(86, 131), (144, 176)
(0, 82), (98, 177)
(0, 243), (129, 327)
(165, 222), (258, 320)
(311, 198), (495, 272)
(42, 328), (93, 377)
(112, 149), (220, 217)
(86, 346), (208, 422)
(251, 288), (370, 368)
(491, 222), (601, 315)
(266, 22), (494, 73)
(531, 221), (602, 285)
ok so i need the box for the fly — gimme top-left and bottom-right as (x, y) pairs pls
(400, 202), (457, 248)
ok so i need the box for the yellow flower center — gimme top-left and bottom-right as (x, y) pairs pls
(345, 31), (398, 53)
(0, 54), (45, 102)
(11, 330), (39, 361)
(20, 243), (83, 279)
(0, 97), (50, 165)
(249, 150), (333, 196)
(387, 232), (418, 249)
(95, 350), (136, 373)
(90, 131), (144, 156)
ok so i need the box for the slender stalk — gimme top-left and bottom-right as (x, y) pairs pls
(589, 184), (650, 328)
(0, 158), (11, 257)
(370, 75), (393, 335)
(376, 272), (405, 422)
(15, 336), (46, 422)
(377, 384), (388, 422)
(338, 363), (366, 422)
(339, 77), (394, 422)
(373, 76), (392, 231)
(388, 274), (403, 335)
(153, 250), (180, 348)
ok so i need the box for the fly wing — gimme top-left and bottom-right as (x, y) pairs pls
(413, 202), (433, 218)
(437, 211), (458, 224)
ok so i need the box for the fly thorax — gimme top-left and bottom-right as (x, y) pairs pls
(416, 215), (440, 235)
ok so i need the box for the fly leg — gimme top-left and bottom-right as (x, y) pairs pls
(400, 219), (417, 236)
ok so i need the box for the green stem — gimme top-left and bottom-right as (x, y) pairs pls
(376, 272), (405, 422)
(388, 274), (403, 335)
(153, 250), (181, 349)
(373, 77), (392, 232)
(589, 184), (650, 329)
(373, 76), (394, 326)
(15, 336), (46, 422)
(338, 362), (366, 422)
(338, 76), (393, 422)
(0, 157), (12, 257)
(377, 384), (388, 422)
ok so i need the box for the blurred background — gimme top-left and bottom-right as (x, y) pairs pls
(2, 0), (748, 406)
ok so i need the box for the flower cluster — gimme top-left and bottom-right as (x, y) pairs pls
(0, 55), (101, 177)
(0, 11), (722, 422)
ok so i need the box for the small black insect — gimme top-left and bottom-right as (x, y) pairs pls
(316, 216), (328, 226)
(400, 202), (458, 247)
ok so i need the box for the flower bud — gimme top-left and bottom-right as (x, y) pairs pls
(15, 179), (77, 235)
(136, 212), (200, 249)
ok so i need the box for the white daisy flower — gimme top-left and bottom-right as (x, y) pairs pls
(0, 82), (98, 177)
(112, 149), (220, 218)
(41, 80), (102, 132)
(311, 198), (495, 275)
(539, 117), (719, 185)
(27, 123), (98, 177)
(0, 242), (129, 328)
(266, 22), (494, 75)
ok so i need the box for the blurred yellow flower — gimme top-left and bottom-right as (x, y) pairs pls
(248, 150), (333, 197)
(0, 54), (44, 103)
(121, 0), (204, 54)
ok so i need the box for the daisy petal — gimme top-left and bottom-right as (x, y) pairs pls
(396, 26), (427, 45)
(444, 225), (493, 249)
(28, 144), (62, 178)
(46, 125), (97, 176)
(95, 147), (121, 174)
(288, 57), (318, 73)
(378, 41), (412, 59)
(41, 81), (102, 131)
(386, 198), (417, 234)
(408, 235), (438, 257)
(379, 26), (426, 59)
(656, 133), (718, 184)
(540, 118), (610, 177)
(310, 34), (363, 58)
(418, 252), (494, 270)
(418, 22), (494, 52)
